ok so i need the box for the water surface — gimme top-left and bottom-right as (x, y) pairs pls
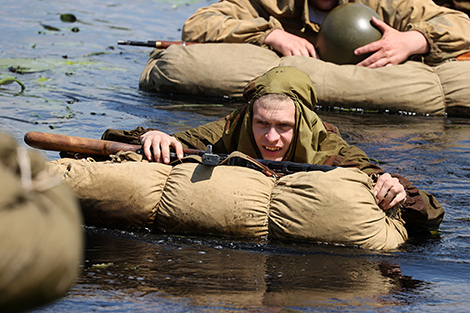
(1, 0), (470, 312)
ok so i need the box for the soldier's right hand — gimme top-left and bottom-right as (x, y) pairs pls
(140, 130), (184, 163)
(264, 29), (318, 58)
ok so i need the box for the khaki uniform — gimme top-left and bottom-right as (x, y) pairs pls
(182, 0), (470, 64)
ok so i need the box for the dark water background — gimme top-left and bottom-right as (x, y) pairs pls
(1, 0), (470, 312)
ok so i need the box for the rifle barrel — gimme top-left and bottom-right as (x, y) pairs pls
(117, 40), (197, 49)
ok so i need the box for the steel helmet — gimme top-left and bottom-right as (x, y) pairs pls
(315, 3), (383, 65)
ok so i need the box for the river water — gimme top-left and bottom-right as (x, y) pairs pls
(2, 0), (470, 312)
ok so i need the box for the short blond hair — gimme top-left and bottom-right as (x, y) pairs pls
(253, 93), (294, 111)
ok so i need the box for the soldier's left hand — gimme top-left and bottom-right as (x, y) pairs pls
(355, 17), (429, 68)
(373, 173), (407, 211)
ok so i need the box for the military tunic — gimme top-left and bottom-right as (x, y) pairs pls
(182, 0), (470, 64)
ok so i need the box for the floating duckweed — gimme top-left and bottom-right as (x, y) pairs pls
(40, 23), (60, 31)
(84, 51), (109, 57)
(0, 76), (25, 92)
(60, 13), (77, 23)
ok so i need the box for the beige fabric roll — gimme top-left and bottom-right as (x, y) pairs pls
(435, 60), (470, 116)
(0, 134), (83, 312)
(139, 43), (470, 116)
(280, 57), (446, 115)
(157, 162), (275, 237)
(48, 158), (171, 228)
(269, 167), (408, 250)
(47, 154), (408, 250)
(139, 43), (280, 97)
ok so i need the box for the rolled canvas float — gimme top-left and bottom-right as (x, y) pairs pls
(139, 43), (470, 116)
(47, 154), (408, 250)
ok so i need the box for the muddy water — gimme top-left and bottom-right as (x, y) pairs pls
(2, 0), (470, 312)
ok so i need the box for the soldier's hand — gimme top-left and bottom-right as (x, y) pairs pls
(373, 173), (407, 211)
(355, 17), (429, 68)
(264, 29), (318, 58)
(140, 130), (184, 163)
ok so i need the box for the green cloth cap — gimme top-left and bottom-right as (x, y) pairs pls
(223, 66), (331, 164)
(243, 66), (318, 110)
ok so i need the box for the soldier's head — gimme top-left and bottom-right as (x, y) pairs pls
(242, 66), (318, 161)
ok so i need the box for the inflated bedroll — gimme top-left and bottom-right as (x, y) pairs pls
(139, 43), (470, 117)
(47, 151), (408, 250)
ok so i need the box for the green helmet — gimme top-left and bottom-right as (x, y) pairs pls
(315, 3), (383, 65)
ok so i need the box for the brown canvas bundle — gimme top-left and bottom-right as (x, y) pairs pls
(48, 153), (408, 250)
(0, 134), (83, 312)
(139, 43), (470, 116)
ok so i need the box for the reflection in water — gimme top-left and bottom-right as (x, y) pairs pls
(74, 228), (427, 311)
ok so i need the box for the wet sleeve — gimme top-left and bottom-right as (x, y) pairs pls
(318, 127), (385, 176)
(172, 117), (228, 152)
(337, 145), (445, 232)
(101, 119), (227, 154)
(101, 126), (156, 145)
(392, 174), (445, 232)
(182, 0), (283, 45)
(377, 0), (470, 62)
(330, 147), (445, 232)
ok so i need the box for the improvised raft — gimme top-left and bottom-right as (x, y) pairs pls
(139, 43), (470, 117)
(47, 151), (408, 250)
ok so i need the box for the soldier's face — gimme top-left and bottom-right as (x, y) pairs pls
(309, 0), (339, 11)
(252, 97), (295, 161)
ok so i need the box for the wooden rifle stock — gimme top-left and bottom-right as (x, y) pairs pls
(24, 132), (142, 156)
(117, 40), (198, 49)
(457, 51), (470, 61)
(24, 132), (213, 159)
